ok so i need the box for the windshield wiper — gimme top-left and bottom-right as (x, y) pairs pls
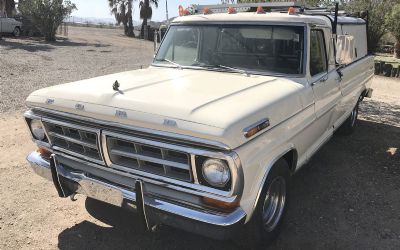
(156, 58), (182, 70)
(194, 63), (250, 77)
(216, 64), (250, 77)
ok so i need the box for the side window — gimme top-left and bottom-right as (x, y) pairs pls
(310, 30), (328, 76)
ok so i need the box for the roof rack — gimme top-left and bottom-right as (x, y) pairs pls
(192, 1), (304, 14)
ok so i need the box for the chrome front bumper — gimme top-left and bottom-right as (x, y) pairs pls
(27, 151), (246, 239)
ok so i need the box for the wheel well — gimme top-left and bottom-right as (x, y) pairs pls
(282, 149), (298, 173)
(360, 88), (368, 102)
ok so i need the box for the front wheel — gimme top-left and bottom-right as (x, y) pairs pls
(12, 27), (21, 37)
(239, 159), (290, 248)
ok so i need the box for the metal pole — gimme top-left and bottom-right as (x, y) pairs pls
(166, 0), (169, 21)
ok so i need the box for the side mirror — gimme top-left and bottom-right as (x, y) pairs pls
(336, 35), (356, 65)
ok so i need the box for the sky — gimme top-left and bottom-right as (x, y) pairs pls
(71, 0), (224, 22)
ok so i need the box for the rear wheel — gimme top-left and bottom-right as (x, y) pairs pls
(239, 159), (290, 248)
(13, 27), (21, 37)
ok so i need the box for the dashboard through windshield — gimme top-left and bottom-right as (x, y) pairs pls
(154, 24), (305, 75)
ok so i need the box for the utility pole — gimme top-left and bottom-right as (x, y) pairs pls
(165, 0), (168, 21)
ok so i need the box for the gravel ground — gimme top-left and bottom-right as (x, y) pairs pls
(0, 26), (154, 113)
(0, 27), (399, 249)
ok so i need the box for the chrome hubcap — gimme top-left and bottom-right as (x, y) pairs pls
(262, 176), (286, 232)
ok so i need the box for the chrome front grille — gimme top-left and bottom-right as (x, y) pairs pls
(42, 119), (102, 163)
(105, 133), (192, 182)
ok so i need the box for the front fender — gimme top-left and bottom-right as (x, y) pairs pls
(235, 139), (296, 223)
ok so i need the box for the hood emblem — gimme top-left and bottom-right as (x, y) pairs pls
(115, 110), (127, 119)
(45, 98), (54, 105)
(163, 119), (177, 127)
(75, 103), (85, 111)
(113, 80), (120, 91)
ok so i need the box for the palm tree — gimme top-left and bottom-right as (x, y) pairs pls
(139, 0), (158, 39)
(109, 0), (134, 37)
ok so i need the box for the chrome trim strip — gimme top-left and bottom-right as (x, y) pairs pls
(190, 154), (199, 184)
(31, 107), (231, 151)
(103, 131), (221, 157)
(109, 149), (190, 170)
(101, 133), (113, 167)
(42, 117), (100, 134)
(48, 132), (98, 149)
(52, 146), (105, 165)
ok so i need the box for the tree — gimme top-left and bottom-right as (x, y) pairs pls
(109, 0), (134, 37)
(0, 0), (15, 16)
(19, 0), (76, 41)
(385, 4), (400, 58)
(139, 0), (158, 39)
(346, 0), (400, 52)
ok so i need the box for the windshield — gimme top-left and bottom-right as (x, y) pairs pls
(154, 25), (304, 75)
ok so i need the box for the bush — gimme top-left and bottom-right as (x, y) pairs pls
(385, 4), (400, 58)
(19, 0), (76, 41)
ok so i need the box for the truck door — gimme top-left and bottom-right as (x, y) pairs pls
(309, 29), (341, 143)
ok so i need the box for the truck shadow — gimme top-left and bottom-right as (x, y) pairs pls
(57, 197), (237, 250)
(57, 99), (400, 250)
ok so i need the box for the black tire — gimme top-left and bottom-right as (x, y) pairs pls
(338, 98), (361, 136)
(238, 158), (291, 249)
(12, 27), (21, 37)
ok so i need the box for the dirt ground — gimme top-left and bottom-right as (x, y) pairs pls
(0, 27), (400, 250)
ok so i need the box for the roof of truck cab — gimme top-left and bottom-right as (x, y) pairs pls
(172, 12), (365, 26)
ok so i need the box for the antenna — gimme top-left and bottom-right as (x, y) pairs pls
(333, 2), (339, 36)
(166, 0), (169, 21)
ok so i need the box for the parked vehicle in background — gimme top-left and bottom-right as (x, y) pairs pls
(23, 2), (374, 247)
(0, 16), (21, 36)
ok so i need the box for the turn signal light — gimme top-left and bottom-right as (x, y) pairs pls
(202, 197), (240, 212)
(228, 7), (236, 14)
(288, 7), (296, 15)
(256, 6), (266, 14)
(244, 118), (270, 138)
(37, 147), (51, 159)
(178, 5), (190, 16)
(203, 7), (212, 15)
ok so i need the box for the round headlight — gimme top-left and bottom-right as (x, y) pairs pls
(30, 120), (45, 140)
(202, 159), (230, 188)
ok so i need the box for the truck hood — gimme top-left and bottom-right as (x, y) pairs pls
(26, 67), (309, 149)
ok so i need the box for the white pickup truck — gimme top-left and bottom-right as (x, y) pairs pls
(24, 2), (373, 246)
